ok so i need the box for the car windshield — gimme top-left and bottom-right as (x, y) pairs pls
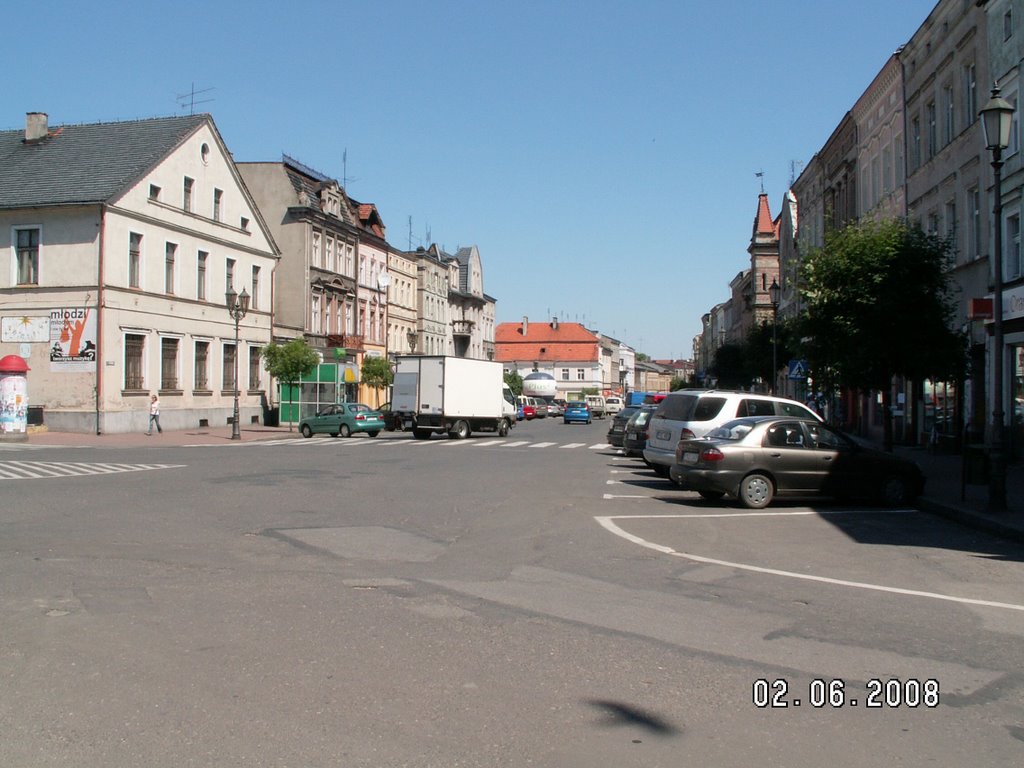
(705, 419), (758, 441)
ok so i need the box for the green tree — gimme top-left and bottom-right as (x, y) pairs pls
(635, 352), (650, 362)
(799, 219), (966, 448)
(503, 369), (523, 397)
(260, 337), (320, 431)
(361, 356), (394, 408)
(710, 341), (751, 389)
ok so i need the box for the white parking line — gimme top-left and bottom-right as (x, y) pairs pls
(594, 513), (1024, 613)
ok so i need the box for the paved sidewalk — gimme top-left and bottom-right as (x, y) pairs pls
(8, 426), (1024, 543)
(15, 423), (301, 449)
(894, 445), (1024, 544)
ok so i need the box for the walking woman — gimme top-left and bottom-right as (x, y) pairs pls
(146, 394), (162, 435)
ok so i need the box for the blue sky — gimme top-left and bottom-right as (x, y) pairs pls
(3, 0), (938, 359)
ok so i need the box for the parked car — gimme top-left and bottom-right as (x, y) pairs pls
(586, 395), (606, 419)
(299, 403), (385, 438)
(606, 405), (641, 447)
(563, 400), (592, 424)
(531, 397), (547, 418)
(518, 396), (537, 420)
(622, 405), (657, 457)
(644, 389), (822, 477)
(604, 396), (623, 415)
(516, 401), (526, 421)
(669, 416), (924, 509)
(546, 401), (563, 417)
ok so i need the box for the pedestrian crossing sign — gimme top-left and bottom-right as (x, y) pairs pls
(788, 359), (809, 380)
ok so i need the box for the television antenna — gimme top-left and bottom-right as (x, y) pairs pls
(176, 83), (215, 115)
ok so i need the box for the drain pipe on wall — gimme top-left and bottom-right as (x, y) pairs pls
(95, 205), (105, 435)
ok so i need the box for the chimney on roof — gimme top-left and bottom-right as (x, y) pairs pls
(521, 316), (528, 336)
(551, 316), (558, 330)
(25, 112), (48, 142)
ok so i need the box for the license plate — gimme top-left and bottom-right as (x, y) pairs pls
(627, 432), (637, 439)
(656, 430), (671, 441)
(683, 451), (699, 464)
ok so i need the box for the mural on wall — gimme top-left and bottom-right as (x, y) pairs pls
(2, 316), (49, 343)
(49, 308), (97, 372)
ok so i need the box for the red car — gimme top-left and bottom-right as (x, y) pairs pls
(519, 398), (537, 419)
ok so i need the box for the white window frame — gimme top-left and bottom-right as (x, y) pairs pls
(11, 224), (42, 286)
(165, 241), (177, 295)
(194, 337), (211, 391)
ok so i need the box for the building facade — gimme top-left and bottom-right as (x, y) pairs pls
(1, 113), (278, 433)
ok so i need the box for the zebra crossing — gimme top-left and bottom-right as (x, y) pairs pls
(240, 436), (614, 451)
(0, 460), (185, 481)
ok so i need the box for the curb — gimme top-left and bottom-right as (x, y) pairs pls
(916, 497), (1024, 544)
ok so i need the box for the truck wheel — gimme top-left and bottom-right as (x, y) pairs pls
(498, 419), (510, 437)
(413, 428), (431, 440)
(449, 420), (470, 440)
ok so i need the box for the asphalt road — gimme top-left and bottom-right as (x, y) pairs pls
(2, 416), (1022, 766)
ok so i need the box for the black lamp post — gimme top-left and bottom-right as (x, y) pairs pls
(769, 278), (780, 396)
(980, 85), (1014, 510)
(225, 286), (250, 440)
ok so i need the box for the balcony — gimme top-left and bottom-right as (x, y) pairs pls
(326, 334), (364, 352)
(451, 319), (475, 338)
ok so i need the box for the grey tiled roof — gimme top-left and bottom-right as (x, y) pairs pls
(0, 114), (208, 208)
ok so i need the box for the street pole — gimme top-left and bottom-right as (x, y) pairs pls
(225, 287), (250, 441)
(980, 86), (1012, 510)
(769, 278), (780, 396)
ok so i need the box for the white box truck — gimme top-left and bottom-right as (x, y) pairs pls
(392, 356), (517, 439)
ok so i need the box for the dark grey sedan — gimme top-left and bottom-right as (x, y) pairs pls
(669, 416), (925, 509)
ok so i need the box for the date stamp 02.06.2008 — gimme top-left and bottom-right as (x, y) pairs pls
(753, 678), (940, 709)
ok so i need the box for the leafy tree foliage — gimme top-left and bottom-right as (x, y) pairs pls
(799, 219), (966, 445)
(361, 356), (394, 407)
(260, 337), (320, 430)
(503, 370), (523, 397)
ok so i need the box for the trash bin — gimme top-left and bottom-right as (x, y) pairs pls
(963, 444), (989, 485)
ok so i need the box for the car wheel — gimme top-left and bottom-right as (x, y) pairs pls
(301, 424), (313, 438)
(879, 475), (911, 507)
(367, 430), (379, 438)
(498, 419), (510, 437)
(739, 473), (773, 509)
(449, 420), (470, 440)
(339, 424), (351, 438)
(698, 490), (725, 501)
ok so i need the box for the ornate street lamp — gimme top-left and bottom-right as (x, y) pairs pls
(980, 85), (1014, 510)
(769, 278), (780, 396)
(225, 286), (250, 440)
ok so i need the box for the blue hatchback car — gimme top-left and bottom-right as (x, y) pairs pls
(563, 401), (591, 424)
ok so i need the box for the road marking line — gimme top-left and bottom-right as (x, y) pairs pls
(603, 494), (650, 499)
(476, 440), (507, 447)
(594, 514), (1024, 612)
(529, 442), (557, 448)
(589, 443), (611, 450)
(501, 441), (530, 447)
(562, 443), (586, 448)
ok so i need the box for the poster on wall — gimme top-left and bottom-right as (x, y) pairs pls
(49, 308), (97, 372)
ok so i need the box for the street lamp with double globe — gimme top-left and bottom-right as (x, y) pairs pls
(225, 286), (250, 440)
(769, 278), (781, 396)
(980, 85), (1014, 510)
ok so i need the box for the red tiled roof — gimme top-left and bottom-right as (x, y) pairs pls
(754, 193), (774, 236)
(495, 321), (598, 344)
(494, 342), (599, 363)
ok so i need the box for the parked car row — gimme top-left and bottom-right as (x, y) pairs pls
(299, 403), (386, 438)
(606, 389), (925, 510)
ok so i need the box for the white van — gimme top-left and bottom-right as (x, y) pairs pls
(585, 394), (606, 419)
(604, 396), (623, 415)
